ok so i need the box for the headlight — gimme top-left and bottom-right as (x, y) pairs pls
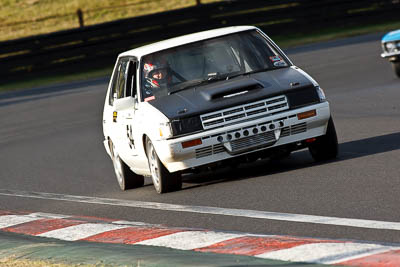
(385, 42), (397, 53)
(158, 122), (173, 139)
(286, 86), (320, 109)
(171, 116), (203, 136)
(316, 86), (326, 102)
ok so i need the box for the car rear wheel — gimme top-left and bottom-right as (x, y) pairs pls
(110, 140), (144, 190)
(392, 62), (400, 78)
(146, 138), (182, 194)
(308, 117), (338, 162)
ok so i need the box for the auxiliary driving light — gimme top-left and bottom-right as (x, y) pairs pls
(181, 138), (202, 149)
(297, 110), (316, 120)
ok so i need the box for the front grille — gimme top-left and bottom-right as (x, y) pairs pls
(281, 127), (290, 137)
(200, 95), (288, 130)
(291, 123), (307, 134)
(281, 122), (307, 137)
(194, 122), (308, 158)
(195, 144), (225, 158)
(202, 113), (222, 121)
(229, 131), (276, 152)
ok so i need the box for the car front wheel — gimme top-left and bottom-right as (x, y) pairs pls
(392, 62), (400, 78)
(146, 138), (182, 194)
(308, 117), (338, 162)
(110, 140), (144, 190)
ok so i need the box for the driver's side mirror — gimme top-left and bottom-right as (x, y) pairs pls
(114, 96), (136, 111)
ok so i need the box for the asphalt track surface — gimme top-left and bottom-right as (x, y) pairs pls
(1, 33), (400, 247)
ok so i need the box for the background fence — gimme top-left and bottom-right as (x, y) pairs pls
(1, 0), (399, 84)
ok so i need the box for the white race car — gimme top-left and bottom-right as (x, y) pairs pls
(102, 26), (338, 194)
(381, 29), (400, 78)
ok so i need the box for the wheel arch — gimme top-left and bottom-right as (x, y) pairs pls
(104, 136), (113, 158)
(142, 134), (150, 158)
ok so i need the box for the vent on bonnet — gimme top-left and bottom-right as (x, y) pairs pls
(200, 79), (264, 101)
(211, 83), (263, 100)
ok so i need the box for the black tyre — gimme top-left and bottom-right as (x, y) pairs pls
(308, 117), (338, 162)
(392, 62), (400, 78)
(146, 138), (182, 194)
(110, 140), (144, 190)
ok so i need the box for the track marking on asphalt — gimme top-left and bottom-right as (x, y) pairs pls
(255, 242), (396, 264)
(135, 231), (245, 250)
(37, 223), (130, 241)
(0, 215), (39, 229)
(1, 188), (400, 231)
(1, 211), (400, 266)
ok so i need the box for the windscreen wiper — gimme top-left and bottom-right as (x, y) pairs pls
(169, 70), (258, 95)
(169, 79), (210, 95)
(242, 67), (274, 76)
(227, 66), (287, 80)
(169, 74), (235, 94)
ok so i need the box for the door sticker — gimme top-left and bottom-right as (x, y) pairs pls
(127, 125), (135, 149)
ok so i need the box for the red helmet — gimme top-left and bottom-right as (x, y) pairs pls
(144, 62), (169, 88)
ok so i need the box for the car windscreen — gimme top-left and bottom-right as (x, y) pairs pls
(140, 30), (289, 102)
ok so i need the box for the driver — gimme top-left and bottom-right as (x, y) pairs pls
(143, 60), (171, 92)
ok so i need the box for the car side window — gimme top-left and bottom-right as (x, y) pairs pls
(109, 59), (129, 106)
(117, 60), (128, 99)
(126, 60), (137, 98)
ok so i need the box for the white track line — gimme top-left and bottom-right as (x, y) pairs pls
(2, 189), (400, 231)
(255, 242), (398, 264)
(135, 231), (245, 250)
(37, 223), (129, 241)
(0, 215), (40, 229)
(0, 212), (72, 229)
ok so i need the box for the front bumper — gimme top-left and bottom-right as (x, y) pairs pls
(381, 51), (400, 61)
(154, 102), (331, 172)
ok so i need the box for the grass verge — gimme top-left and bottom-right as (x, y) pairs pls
(1, 20), (399, 93)
(0, 257), (102, 267)
(0, 0), (221, 42)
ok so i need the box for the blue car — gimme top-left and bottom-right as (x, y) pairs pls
(381, 29), (400, 78)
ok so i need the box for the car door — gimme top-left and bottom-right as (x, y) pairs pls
(112, 58), (143, 169)
(103, 57), (131, 159)
(103, 57), (126, 150)
(125, 59), (152, 174)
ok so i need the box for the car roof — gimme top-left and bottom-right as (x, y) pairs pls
(119, 26), (257, 59)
